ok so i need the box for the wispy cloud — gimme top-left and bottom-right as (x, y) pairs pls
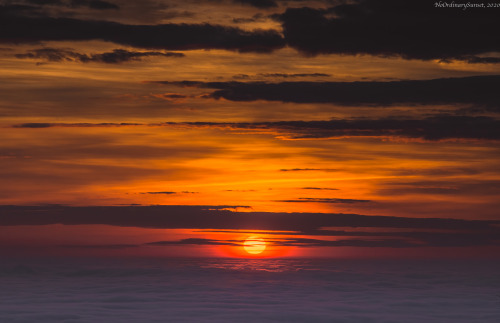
(276, 198), (371, 204)
(15, 48), (184, 64)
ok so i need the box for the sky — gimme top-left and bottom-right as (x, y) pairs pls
(1, 0), (499, 259)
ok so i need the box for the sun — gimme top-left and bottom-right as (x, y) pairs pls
(243, 236), (266, 255)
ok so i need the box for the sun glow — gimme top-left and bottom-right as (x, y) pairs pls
(243, 236), (266, 255)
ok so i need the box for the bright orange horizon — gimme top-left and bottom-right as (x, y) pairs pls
(1, 0), (499, 259)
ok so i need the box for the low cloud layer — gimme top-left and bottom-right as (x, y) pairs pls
(161, 76), (500, 107)
(15, 48), (184, 63)
(1, 205), (499, 248)
(12, 115), (500, 141)
(176, 115), (500, 141)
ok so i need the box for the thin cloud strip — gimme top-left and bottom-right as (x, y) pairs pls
(12, 115), (500, 141)
(160, 76), (500, 107)
(1, 205), (497, 231)
(3, 205), (497, 249)
(15, 48), (185, 64)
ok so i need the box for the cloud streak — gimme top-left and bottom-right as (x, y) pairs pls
(0, 5), (285, 52)
(12, 115), (500, 141)
(276, 198), (371, 204)
(161, 76), (500, 107)
(1, 205), (496, 231)
(1, 205), (499, 248)
(15, 48), (185, 63)
(176, 115), (500, 141)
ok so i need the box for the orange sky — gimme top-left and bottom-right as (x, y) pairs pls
(1, 0), (499, 258)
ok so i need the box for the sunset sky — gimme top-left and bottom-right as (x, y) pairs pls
(1, 0), (499, 259)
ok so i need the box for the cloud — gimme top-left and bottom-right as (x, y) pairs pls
(0, 6), (285, 52)
(191, 228), (500, 248)
(232, 73), (332, 80)
(69, 0), (119, 10)
(13, 122), (53, 128)
(440, 56), (500, 64)
(232, 13), (268, 24)
(146, 238), (240, 246)
(258, 73), (331, 78)
(143, 191), (199, 195)
(378, 180), (500, 196)
(264, 115), (500, 140)
(13, 122), (143, 128)
(60, 243), (138, 249)
(276, 198), (371, 204)
(280, 168), (339, 172)
(2, 205), (498, 248)
(22, 0), (119, 10)
(146, 232), (500, 248)
(13, 115), (500, 141)
(233, 0), (277, 8)
(271, 237), (417, 248)
(15, 48), (185, 63)
(278, 0), (500, 61)
(1, 205), (496, 231)
(143, 191), (176, 195)
(173, 115), (500, 141)
(301, 187), (339, 191)
(144, 237), (416, 248)
(161, 76), (500, 107)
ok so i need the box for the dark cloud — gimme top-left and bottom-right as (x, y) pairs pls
(233, 0), (277, 8)
(146, 238), (240, 246)
(441, 56), (500, 64)
(13, 122), (53, 128)
(155, 93), (188, 100)
(12, 115), (500, 141)
(270, 234), (500, 247)
(280, 168), (339, 172)
(301, 187), (339, 191)
(232, 73), (331, 79)
(232, 13), (267, 24)
(268, 115), (500, 140)
(143, 191), (176, 195)
(13, 122), (142, 128)
(258, 73), (331, 78)
(276, 197), (371, 204)
(19, 0), (119, 10)
(0, 6), (285, 52)
(143, 191), (199, 195)
(279, 0), (500, 61)
(60, 243), (138, 249)
(161, 76), (500, 107)
(2, 205), (498, 248)
(141, 234), (500, 248)
(69, 0), (119, 10)
(194, 229), (500, 248)
(232, 74), (250, 80)
(15, 48), (185, 63)
(23, 0), (64, 5)
(1, 205), (496, 231)
(182, 115), (500, 141)
(144, 237), (417, 248)
(272, 237), (417, 248)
